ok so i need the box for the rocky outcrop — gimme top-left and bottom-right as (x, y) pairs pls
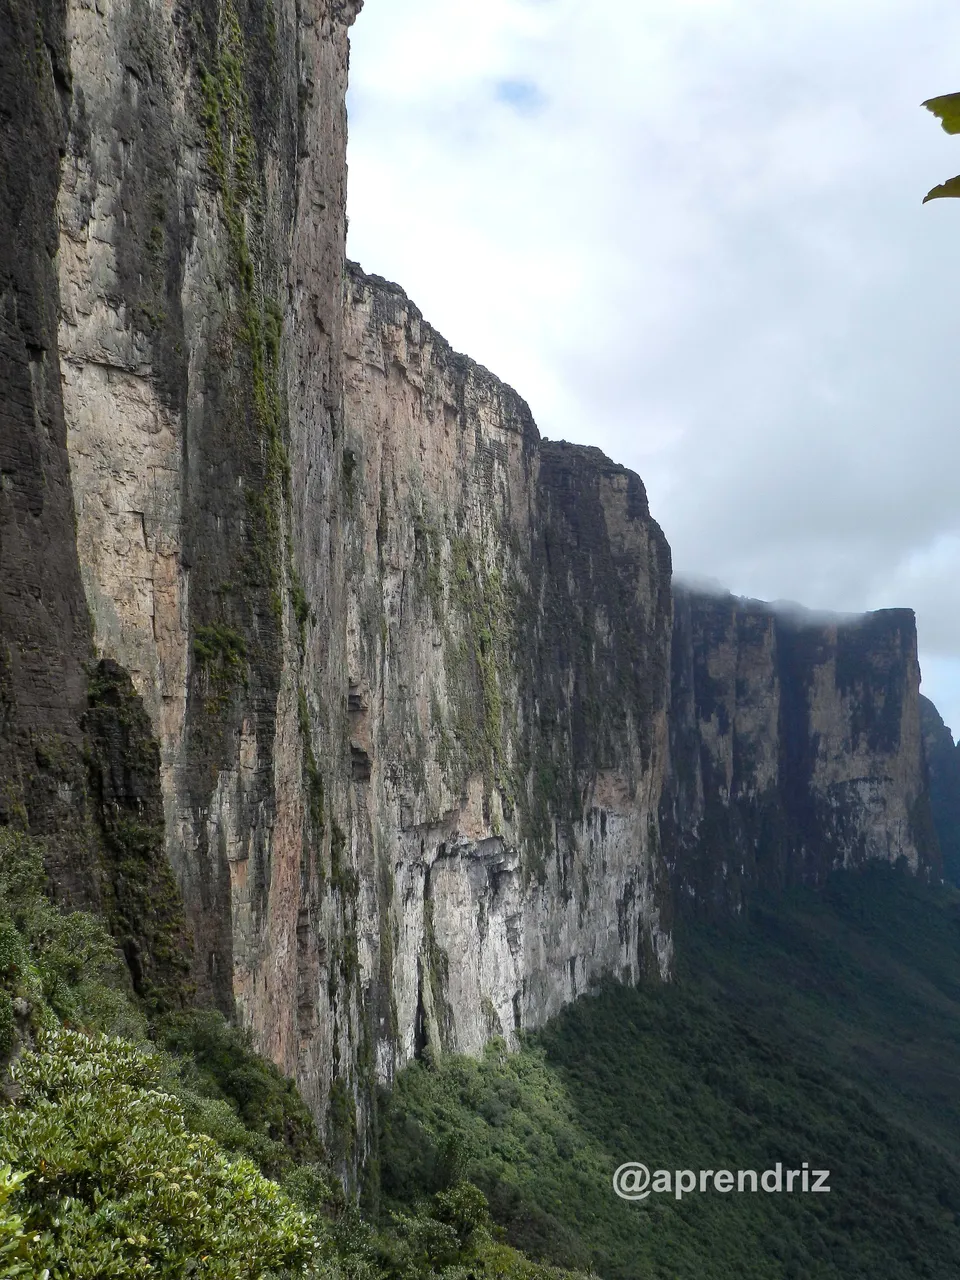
(920, 696), (960, 887)
(343, 265), (673, 1078)
(663, 587), (941, 913)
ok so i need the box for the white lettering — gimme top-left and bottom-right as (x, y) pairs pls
(675, 1170), (696, 1200)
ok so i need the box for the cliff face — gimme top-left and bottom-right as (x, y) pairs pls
(664, 587), (940, 913)
(52, 0), (364, 1139)
(0, 0), (193, 1007)
(920, 696), (960, 887)
(0, 0), (97, 895)
(342, 265), (673, 1076)
(31, 0), (674, 1147)
(0, 0), (947, 1163)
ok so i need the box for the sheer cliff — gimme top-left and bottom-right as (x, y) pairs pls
(28, 0), (365, 1144)
(0, 0), (193, 1008)
(1, 0), (105, 897)
(9, 0), (673, 1152)
(342, 264), (672, 1078)
(664, 586), (941, 914)
(0, 0), (946, 1163)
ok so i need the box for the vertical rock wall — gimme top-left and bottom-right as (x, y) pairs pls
(342, 265), (674, 1081)
(663, 587), (940, 914)
(1, 0), (947, 1169)
(0, 0), (193, 1009)
(0, 0), (97, 898)
(54, 0), (364, 1148)
(920, 695), (960, 888)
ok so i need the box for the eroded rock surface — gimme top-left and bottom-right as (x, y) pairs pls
(920, 695), (960, 887)
(55, 0), (364, 1147)
(343, 264), (673, 1078)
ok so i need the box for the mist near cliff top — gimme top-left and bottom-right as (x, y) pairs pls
(672, 573), (867, 628)
(346, 0), (960, 742)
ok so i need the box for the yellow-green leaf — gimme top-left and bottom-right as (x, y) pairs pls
(923, 175), (960, 203)
(923, 93), (960, 134)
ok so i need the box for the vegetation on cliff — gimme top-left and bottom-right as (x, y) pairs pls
(0, 828), (589, 1278)
(5, 752), (959, 1278)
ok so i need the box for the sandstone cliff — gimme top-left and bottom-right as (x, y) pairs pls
(14, 0), (674, 1158)
(0, 0), (194, 1007)
(663, 586), (941, 914)
(1, 0), (103, 896)
(40, 0), (365, 1149)
(343, 264), (673, 1078)
(0, 0), (946, 1168)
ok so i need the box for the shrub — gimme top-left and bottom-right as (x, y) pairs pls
(156, 1008), (325, 1176)
(0, 1026), (323, 1278)
(0, 1165), (31, 1277)
(373, 1182), (591, 1280)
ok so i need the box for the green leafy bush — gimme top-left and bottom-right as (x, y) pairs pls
(371, 1182), (592, 1280)
(0, 1165), (31, 1277)
(157, 1008), (326, 1177)
(0, 1026), (322, 1278)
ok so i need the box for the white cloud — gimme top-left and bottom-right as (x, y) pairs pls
(347, 0), (960, 738)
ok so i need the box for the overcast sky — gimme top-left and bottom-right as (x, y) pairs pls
(346, 0), (960, 740)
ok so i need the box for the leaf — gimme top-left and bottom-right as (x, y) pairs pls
(923, 92), (960, 134)
(923, 175), (960, 203)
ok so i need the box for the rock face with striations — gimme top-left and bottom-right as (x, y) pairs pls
(25, 0), (674, 1150)
(0, 0), (100, 897)
(342, 263), (673, 1078)
(663, 586), (941, 914)
(0, 0), (947, 1166)
(51, 0), (365, 1144)
(0, 0), (193, 1008)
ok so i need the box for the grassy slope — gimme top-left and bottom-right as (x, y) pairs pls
(378, 864), (960, 1279)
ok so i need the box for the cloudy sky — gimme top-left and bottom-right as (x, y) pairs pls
(346, 0), (960, 739)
